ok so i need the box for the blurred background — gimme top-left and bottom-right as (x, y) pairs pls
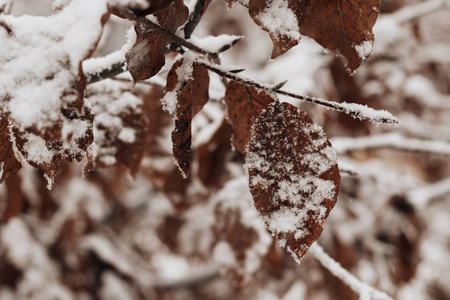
(1, 0), (450, 299)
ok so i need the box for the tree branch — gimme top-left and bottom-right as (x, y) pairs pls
(309, 244), (394, 300)
(331, 133), (450, 155)
(118, 8), (212, 57)
(195, 60), (399, 125)
(183, 0), (213, 39)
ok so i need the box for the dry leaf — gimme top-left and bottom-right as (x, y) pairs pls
(246, 102), (340, 262)
(126, 0), (189, 81)
(166, 59), (210, 178)
(224, 81), (275, 154)
(300, 0), (379, 72)
(249, 0), (307, 58)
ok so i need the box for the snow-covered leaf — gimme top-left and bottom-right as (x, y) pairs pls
(0, 0), (109, 185)
(246, 102), (340, 262)
(249, 0), (305, 58)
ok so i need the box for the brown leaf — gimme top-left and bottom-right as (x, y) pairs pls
(211, 178), (272, 283)
(224, 81), (275, 154)
(166, 59), (210, 178)
(13, 104), (94, 184)
(140, 86), (175, 185)
(2, 174), (24, 224)
(0, 118), (21, 184)
(299, 0), (379, 72)
(249, 0), (307, 58)
(126, 0), (189, 81)
(197, 118), (233, 187)
(246, 102), (340, 262)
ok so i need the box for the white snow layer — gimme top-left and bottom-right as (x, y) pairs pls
(257, 0), (300, 41)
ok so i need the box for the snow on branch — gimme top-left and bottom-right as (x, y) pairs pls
(407, 176), (450, 208)
(389, 0), (450, 24)
(309, 244), (394, 300)
(196, 60), (399, 125)
(331, 133), (450, 155)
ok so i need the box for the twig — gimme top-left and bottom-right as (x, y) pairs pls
(309, 244), (394, 300)
(407, 176), (450, 208)
(389, 0), (450, 25)
(0, 20), (12, 35)
(118, 8), (212, 57)
(86, 61), (127, 84)
(154, 269), (222, 291)
(195, 60), (399, 125)
(331, 133), (450, 155)
(183, 0), (213, 39)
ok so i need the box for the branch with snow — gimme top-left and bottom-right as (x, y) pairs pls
(309, 244), (394, 300)
(331, 133), (450, 155)
(196, 60), (399, 125)
(407, 176), (450, 208)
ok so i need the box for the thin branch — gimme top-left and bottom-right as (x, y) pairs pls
(118, 8), (212, 57)
(183, 0), (213, 39)
(154, 269), (222, 291)
(331, 133), (450, 155)
(388, 0), (450, 25)
(407, 176), (450, 208)
(195, 60), (399, 125)
(309, 244), (394, 300)
(86, 61), (127, 84)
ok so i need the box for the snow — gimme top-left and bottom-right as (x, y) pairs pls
(189, 34), (243, 53)
(256, 0), (301, 41)
(118, 127), (136, 143)
(162, 53), (196, 118)
(0, 0), (108, 171)
(21, 133), (55, 165)
(212, 241), (237, 266)
(83, 27), (136, 82)
(354, 40), (374, 61)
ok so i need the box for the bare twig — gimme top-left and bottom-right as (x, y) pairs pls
(389, 0), (450, 24)
(331, 133), (450, 155)
(183, 0), (213, 39)
(0, 20), (12, 35)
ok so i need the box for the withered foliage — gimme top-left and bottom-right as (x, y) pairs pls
(4, 0), (449, 299)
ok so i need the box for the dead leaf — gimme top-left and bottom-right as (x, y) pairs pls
(299, 0), (379, 72)
(249, 0), (307, 58)
(126, 0), (189, 81)
(166, 59), (210, 178)
(2, 174), (24, 223)
(0, 118), (21, 184)
(224, 81), (275, 154)
(246, 101), (340, 262)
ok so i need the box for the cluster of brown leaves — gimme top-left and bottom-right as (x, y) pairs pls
(245, 0), (379, 72)
(1, 0), (390, 274)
